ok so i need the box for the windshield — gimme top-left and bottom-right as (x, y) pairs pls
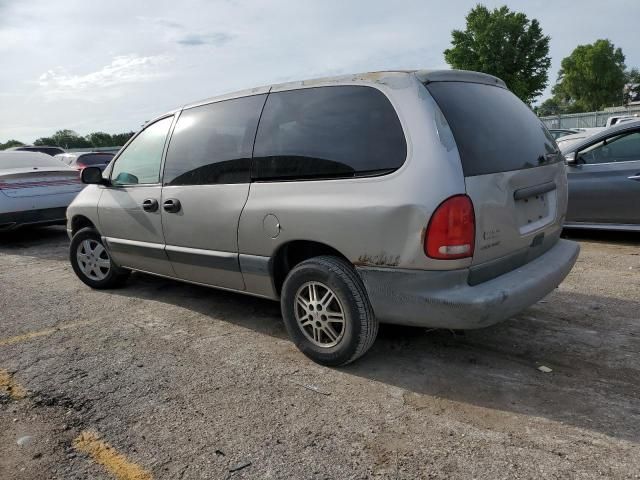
(424, 82), (560, 176)
(0, 152), (69, 169)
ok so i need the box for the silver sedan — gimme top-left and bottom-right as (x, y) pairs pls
(0, 151), (84, 231)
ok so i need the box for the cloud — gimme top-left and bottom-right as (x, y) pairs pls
(37, 54), (171, 100)
(151, 18), (184, 30)
(2, 0), (639, 142)
(176, 32), (232, 47)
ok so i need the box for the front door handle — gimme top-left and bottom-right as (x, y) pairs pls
(142, 198), (158, 212)
(628, 174), (640, 181)
(163, 198), (181, 213)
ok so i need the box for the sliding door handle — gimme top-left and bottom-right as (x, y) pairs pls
(142, 198), (158, 212)
(163, 198), (181, 213)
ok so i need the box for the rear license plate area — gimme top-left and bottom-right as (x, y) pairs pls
(515, 192), (553, 234)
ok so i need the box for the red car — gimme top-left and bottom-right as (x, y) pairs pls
(55, 152), (115, 172)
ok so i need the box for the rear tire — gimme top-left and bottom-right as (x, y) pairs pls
(281, 255), (378, 366)
(70, 227), (129, 289)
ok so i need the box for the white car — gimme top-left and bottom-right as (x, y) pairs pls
(555, 128), (605, 150)
(0, 151), (84, 231)
(605, 115), (638, 128)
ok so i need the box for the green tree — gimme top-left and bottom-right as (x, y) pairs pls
(624, 68), (640, 105)
(536, 97), (561, 117)
(111, 132), (135, 146)
(86, 131), (114, 148)
(34, 129), (92, 149)
(33, 136), (57, 146)
(0, 139), (25, 150)
(444, 4), (551, 104)
(53, 130), (92, 149)
(553, 39), (626, 112)
(33, 130), (134, 149)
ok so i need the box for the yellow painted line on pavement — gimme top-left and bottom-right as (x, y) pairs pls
(73, 431), (153, 480)
(0, 369), (27, 400)
(0, 320), (92, 347)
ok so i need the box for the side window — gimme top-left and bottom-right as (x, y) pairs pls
(163, 95), (267, 185)
(111, 116), (173, 185)
(253, 86), (407, 181)
(578, 130), (640, 165)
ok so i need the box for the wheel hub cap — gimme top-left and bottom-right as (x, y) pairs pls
(294, 281), (346, 348)
(77, 239), (111, 281)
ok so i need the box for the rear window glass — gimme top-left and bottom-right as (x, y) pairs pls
(17, 147), (65, 156)
(425, 82), (559, 176)
(78, 154), (114, 165)
(0, 152), (68, 169)
(253, 86), (406, 181)
(42, 147), (65, 156)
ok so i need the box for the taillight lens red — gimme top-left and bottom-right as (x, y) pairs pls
(425, 194), (475, 260)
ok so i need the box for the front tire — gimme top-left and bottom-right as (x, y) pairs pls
(281, 256), (378, 366)
(70, 227), (129, 289)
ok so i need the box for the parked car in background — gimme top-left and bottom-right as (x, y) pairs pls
(548, 128), (579, 140)
(562, 120), (640, 231)
(0, 151), (84, 231)
(555, 128), (605, 150)
(8, 145), (66, 156)
(67, 69), (579, 365)
(55, 152), (115, 172)
(605, 114), (638, 128)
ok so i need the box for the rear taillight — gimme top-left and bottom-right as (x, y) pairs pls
(425, 194), (475, 260)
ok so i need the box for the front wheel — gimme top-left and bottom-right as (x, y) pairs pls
(69, 227), (129, 289)
(281, 256), (378, 366)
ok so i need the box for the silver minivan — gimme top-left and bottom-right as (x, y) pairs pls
(67, 70), (580, 365)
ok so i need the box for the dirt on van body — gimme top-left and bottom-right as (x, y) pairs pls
(1, 226), (639, 479)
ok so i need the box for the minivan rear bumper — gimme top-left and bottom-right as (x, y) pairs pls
(356, 239), (579, 329)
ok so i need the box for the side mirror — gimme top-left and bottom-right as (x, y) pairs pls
(81, 166), (105, 185)
(564, 152), (577, 165)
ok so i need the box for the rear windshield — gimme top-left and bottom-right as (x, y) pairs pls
(17, 146), (65, 156)
(0, 152), (68, 169)
(424, 82), (559, 176)
(79, 153), (114, 165)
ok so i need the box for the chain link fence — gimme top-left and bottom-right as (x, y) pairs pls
(540, 106), (640, 129)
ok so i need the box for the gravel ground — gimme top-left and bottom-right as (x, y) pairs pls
(1, 226), (639, 479)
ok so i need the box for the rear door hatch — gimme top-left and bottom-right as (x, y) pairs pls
(423, 79), (567, 278)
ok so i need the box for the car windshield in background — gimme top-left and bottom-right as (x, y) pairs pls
(550, 129), (577, 140)
(0, 152), (70, 169)
(79, 154), (114, 165)
(424, 81), (560, 176)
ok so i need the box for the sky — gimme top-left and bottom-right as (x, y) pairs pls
(1, 0), (639, 143)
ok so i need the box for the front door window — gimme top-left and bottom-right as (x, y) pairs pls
(111, 117), (173, 185)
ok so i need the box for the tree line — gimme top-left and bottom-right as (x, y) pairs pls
(443, 5), (638, 116)
(0, 130), (135, 151)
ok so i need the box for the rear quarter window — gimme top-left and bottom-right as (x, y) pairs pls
(253, 86), (407, 181)
(425, 82), (559, 176)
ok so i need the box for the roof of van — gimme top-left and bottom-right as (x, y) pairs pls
(180, 69), (506, 111)
(141, 70), (507, 128)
